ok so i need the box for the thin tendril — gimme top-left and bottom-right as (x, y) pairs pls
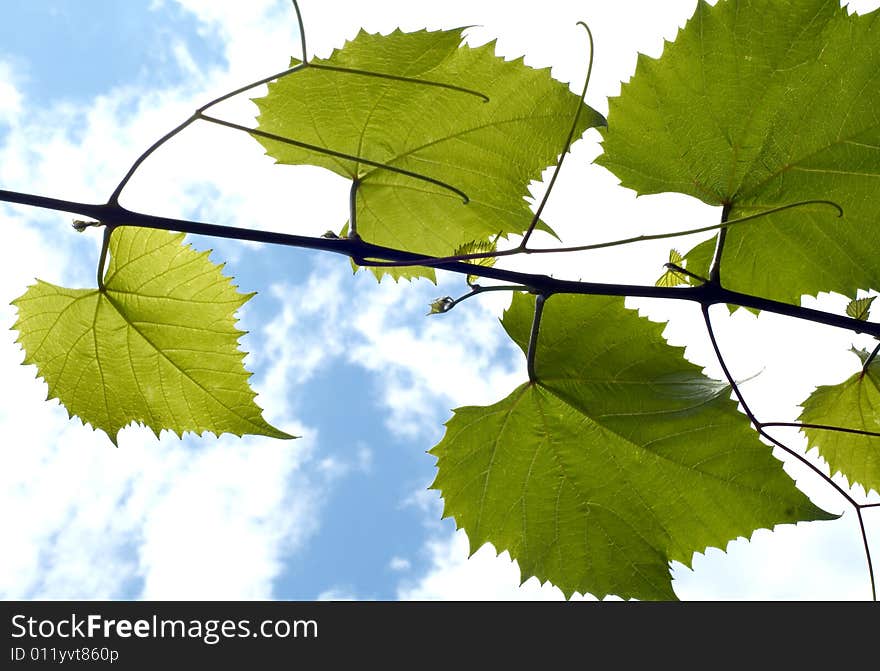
(856, 508), (877, 600)
(702, 198), (843, 284)
(358, 199), (844, 268)
(195, 63), (308, 114)
(701, 305), (856, 506)
(108, 118), (198, 205)
(760, 422), (880, 439)
(348, 179), (361, 239)
(307, 63), (489, 101)
(520, 21), (596, 247)
(291, 0), (308, 64)
(442, 284), (532, 313)
(197, 113), (470, 203)
(110, 0), (315, 205)
(527, 294), (548, 383)
(709, 203), (732, 284)
(96, 225), (116, 290)
(700, 304), (879, 600)
(109, 61), (309, 205)
(524, 199), (843, 255)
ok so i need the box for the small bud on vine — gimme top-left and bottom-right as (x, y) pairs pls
(846, 296), (875, 321)
(428, 297), (455, 315)
(72, 219), (100, 232)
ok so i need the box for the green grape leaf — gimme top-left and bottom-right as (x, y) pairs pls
(654, 248), (689, 288)
(254, 28), (605, 281)
(431, 293), (833, 600)
(11, 226), (292, 444)
(846, 296), (875, 321)
(799, 348), (880, 495)
(454, 236), (498, 286)
(597, 0), (880, 306)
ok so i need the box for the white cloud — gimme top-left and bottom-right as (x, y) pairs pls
(347, 276), (523, 438)
(388, 556), (410, 572)
(398, 510), (878, 601)
(0, 61), (23, 126)
(672, 511), (878, 600)
(0, 223), (327, 598)
(316, 587), (359, 600)
(0, 0), (358, 600)
(410, 506), (874, 601)
(135, 432), (319, 599)
(397, 531), (600, 601)
(0, 319), (325, 599)
(258, 258), (348, 397)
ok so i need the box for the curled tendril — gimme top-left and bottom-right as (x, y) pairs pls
(307, 63), (489, 102)
(198, 114), (470, 204)
(357, 198), (845, 270)
(520, 20), (597, 247)
(291, 0), (308, 63)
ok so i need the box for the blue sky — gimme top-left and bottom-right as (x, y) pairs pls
(1, 0), (878, 601)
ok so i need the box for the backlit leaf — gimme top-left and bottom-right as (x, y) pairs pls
(430, 293), (832, 600)
(11, 226), (292, 444)
(655, 248), (689, 288)
(454, 237), (498, 286)
(254, 28), (605, 281)
(799, 348), (880, 495)
(598, 0), (880, 306)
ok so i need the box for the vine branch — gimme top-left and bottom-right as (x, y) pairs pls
(1, 188), (878, 339)
(701, 305), (876, 600)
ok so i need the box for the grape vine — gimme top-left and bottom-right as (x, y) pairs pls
(1, 0), (877, 600)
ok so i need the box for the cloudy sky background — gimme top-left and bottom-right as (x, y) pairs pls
(1, 0), (878, 601)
